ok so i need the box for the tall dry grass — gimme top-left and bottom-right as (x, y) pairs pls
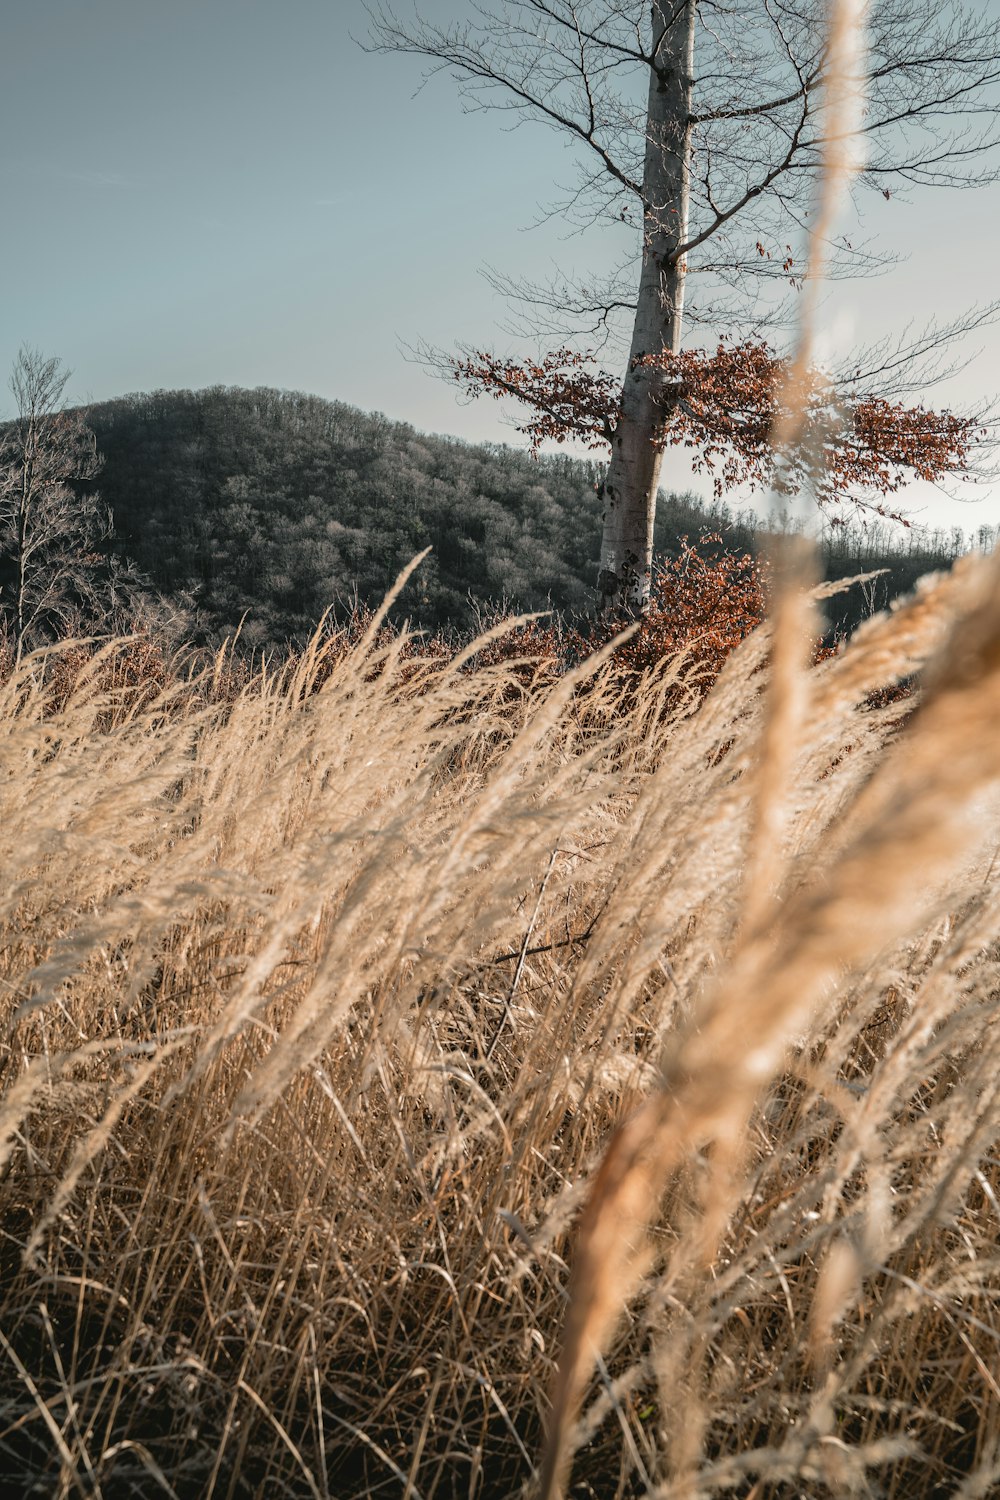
(5, 4), (1000, 1494)
(1, 538), (1000, 1497)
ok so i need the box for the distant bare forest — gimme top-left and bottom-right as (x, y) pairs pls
(72, 385), (990, 648)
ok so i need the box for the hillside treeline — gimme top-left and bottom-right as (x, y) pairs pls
(73, 385), (989, 647)
(82, 386), (617, 644)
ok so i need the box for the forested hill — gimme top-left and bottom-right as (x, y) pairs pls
(82, 384), (713, 645)
(79, 384), (971, 648)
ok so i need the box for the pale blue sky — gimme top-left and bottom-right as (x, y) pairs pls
(2, 0), (998, 532)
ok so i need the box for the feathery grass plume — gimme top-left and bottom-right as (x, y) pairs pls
(743, 0), (867, 934)
(537, 3), (876, 1494)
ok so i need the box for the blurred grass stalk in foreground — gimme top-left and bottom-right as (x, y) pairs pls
(539, 0), (1000, 1495)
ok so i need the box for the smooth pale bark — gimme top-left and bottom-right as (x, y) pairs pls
(597, 0), (696, 615)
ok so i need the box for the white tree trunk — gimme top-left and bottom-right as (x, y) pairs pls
(597, 0), (696, 614)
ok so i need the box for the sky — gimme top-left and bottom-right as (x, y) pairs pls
(2, 0), (999, 534)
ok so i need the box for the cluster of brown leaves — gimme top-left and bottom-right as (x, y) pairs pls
(0, 625), (256, 725)
(39, 634), (173, 713)
(641, 343), (977, 513)
(453, 347), (622, 451)
(453, 340), (980, 517)
(585, 533), (765, 682)
(457, 536), (766, 712)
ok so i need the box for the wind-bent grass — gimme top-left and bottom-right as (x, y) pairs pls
(2, 551), (1000, 1497)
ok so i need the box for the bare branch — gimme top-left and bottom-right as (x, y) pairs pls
(0, 348), (126, 659)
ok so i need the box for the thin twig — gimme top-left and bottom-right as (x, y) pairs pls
(486, 849), (560, 1062)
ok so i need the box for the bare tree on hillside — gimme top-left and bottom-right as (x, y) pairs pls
(367, 0), (1000, 611)
(0, 348), (121, 661)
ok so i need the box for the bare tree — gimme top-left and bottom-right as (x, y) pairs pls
(367, 0), (1000, 611)
(0, 348), (119, 661)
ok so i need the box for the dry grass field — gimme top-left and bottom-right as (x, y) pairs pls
(2, 535), (1000, 1498)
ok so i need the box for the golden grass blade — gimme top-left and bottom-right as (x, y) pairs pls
(538, 3), (880, 1491)
(354, 546), (433, 654)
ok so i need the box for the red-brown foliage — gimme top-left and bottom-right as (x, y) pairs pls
(584, 534), (765, 681)
(456, 536), (765, 712)
(454, 347), (622, 452)
(454, 340), (981, 520)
